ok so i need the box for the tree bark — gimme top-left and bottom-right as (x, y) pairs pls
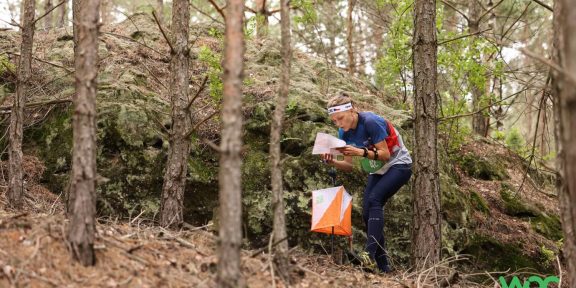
(44, 0), (53, 31)
(56, 0), (67, 28)
(411, 0), (441, 270)
(269, 0), (291, 283)
(8, 0), (36, 209)
(159, 0), (191, 228)
(68, 0), (81, 215)
(255, 0), (268, 38)
(100, 0), (114, 26)
(67, 0), (99, 267)
(469, 0), (489, 136)
(156, 0), (164, 24)
(558, 0), (576, 284)
(346, 0), (355, 75)
(217, 0), (245, 287)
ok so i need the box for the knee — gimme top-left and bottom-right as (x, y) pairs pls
(367, 197), (384, 209)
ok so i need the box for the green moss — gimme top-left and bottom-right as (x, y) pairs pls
(532, 213), (563, 241)
(441, 174), (469, 228)
(470, 191), (490, 214)
(458, 153), (509, 180)
(462, 234), (553, 273)
(500, 186), (540, 217)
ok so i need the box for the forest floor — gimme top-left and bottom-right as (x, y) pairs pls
(0, 139), (566, 288)
(456, 139), (561, 263)
(0, 189), (410, 288)
(0, 156), (407, 287)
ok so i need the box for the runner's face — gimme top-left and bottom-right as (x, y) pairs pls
(330, 111), (355, 131)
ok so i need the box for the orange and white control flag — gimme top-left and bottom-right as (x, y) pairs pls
(311, 186), (352, 236)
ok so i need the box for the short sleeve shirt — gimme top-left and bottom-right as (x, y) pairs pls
(338, 112), (388, 148)
(338, 112), (412, 174)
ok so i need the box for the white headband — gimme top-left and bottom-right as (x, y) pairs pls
(327, 103), (353, 115)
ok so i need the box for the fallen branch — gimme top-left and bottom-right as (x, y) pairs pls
(0, 98), (71, 112)
(99, 237), (150, 266)
(183, 222), (213, 232)
(17, 268), (60, 287)
(439, 271), (459, 287)
(6, 51), (73, 73)
(250, 236), (288, 258)
(158, 227), (206, 255)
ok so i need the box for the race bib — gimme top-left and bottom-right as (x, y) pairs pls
(360, 158), (384, 173)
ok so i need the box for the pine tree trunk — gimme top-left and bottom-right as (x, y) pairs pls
(558, 0), (576, 284)
(67, 0), (99, 266)
(100, 0), (114, 26)
(217, 0), (245, 286)
(269, 0), (291, 283)
(255, 0), (268, 38)
(8, 0), (36, 209)
(411, 0), (440, 270)
(469, 0), (489, 136)
(68, 0), (82, 215)
(44, 0), (53, 31)
(159, 0), (191, 228)
(156, 0), (164, 24)
(56, 0), (67, 28)
(346, 0), (355, 75)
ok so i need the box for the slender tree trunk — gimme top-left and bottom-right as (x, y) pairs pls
(323, 0), (338, 66)
(7, 0), (18, 21)
(159, 0), (191, 228)
(68, 0), (81, 215)
(8, 0), (36, 209)
(269, 0), (291, 283)
(156, 0), (164, 24)
(44, 0), (53, 31)
(100, 0), (113, 26)
(67, 0), (99, 266)
(217, 0), (245, 287)
(255, 0), (268, 38)
(469, 0), (489, 136)
(346, 0), (355, 74)
(411, 0), (440, 269)
(56, 0), (67, 28)
(373, 18), (384, 60)
(558, 0), (576, 284)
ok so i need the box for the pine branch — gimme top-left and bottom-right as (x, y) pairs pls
(530, 0), (552, 12)
(185, 110), (218, 138)
(7, 51), (73, 73)
(520, 48), (576, 86)
(190, 2), (224, 25)
(207, 0), (226, 20)
(33, 0), (66, 25)
(439, 0), (470, 23)
(186, 76), (209, 112)
(438, 28), (491, 46)
(152, 10), (174, 54)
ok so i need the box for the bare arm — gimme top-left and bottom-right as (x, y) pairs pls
(320, 153), (354, 172)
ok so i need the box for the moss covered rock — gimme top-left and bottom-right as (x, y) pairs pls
(458, 153), (509, 181)
(462, 234), (554, 274)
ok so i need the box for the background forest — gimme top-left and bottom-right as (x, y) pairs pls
(0, 0), (574, 287)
